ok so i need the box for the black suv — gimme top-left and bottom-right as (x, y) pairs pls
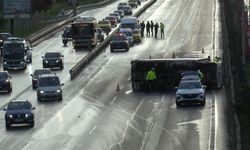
(4, 99), (35, 129)
(42, 52), (64, 70)
(37, 74), (64, 101)
(30, 69), (52, 89)
(0, 71), (12, 93)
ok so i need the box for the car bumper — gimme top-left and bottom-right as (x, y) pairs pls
(4, 63), (26, 70)
(43, 63), (62, 69)
(38, 92), (62, 100)
(0, 84), (11, 91)
(6, 117), (34, 125)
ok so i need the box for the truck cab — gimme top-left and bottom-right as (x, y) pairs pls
(3, 37), (29, 70)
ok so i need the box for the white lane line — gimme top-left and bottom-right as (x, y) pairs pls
(110, 96), (118, 105)
(208, 91), (216, 150)
(109, 100), (144, 149)
(88, 126), (97, 135)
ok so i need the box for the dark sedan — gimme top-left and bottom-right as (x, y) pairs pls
(4, 99), (35, 129)
(0, 71), (12, 93)
(42, 52), (64, 70)
(110, 34), (129, 52)
(31, 69), (52, 89)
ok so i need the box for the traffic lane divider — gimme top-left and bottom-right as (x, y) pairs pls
(69, 0), (157, 80)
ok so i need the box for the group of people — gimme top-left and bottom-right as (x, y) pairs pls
(139, 21), (165, 38)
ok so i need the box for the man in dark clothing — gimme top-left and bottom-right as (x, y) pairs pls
(150, 21), (154, 37)
(146, 21), (151, 37)
(140, 21), (145, 37)
(154, 22), (159, 38)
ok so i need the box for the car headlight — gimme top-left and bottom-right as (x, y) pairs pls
(25, 114), (29, 118)
(3, 62), (7, 64)
(40, 90), (44, 94)
(20, 61), (24, 64)
(45, 60), (48, 64)
(57, 89), (61, 93)
(0, 40), (3, 43)
(9, 114), (13, 118)
(5, 79), (10, 83)
(56, 60), (60, 63)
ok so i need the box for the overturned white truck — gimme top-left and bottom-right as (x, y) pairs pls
(131, 57), (223, 91)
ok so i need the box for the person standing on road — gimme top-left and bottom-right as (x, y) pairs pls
(150, 21), (154, 37)
(160, 22), (165, 38)
(146, 21), (151, 37)
(146, 67), (157, 92)
(140, 21), (145, 37)
(154, 22), (159, 38)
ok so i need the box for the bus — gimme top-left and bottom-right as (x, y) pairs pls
(71, 16), (98, 48)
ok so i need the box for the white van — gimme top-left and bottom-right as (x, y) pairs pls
(120, 17), (141, 31)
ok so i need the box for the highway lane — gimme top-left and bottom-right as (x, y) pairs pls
(0, 0), (149, 108)
(0, 0), (231, 150)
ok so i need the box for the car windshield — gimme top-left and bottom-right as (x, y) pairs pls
(178, 81), (202, 89)
(112, 35), (126, 41)
(7, 102), (31, 110)
(120, 31), (132, 36)
(45, 53), (60, 58)
(0, 73), (8, 79)
(38, 77), (60, 87)
(34, 70), (51, 77)
(121, 23), (136, 29)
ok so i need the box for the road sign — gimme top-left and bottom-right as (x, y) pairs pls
(3, 0), (32, 19)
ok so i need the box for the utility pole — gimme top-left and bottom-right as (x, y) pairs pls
(72, 0), (77, 16)
(10, 19), (14, 35)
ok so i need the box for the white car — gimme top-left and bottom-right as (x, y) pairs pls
(175, 80), (206, 107)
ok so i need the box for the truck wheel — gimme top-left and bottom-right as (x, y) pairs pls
(110, 48), (114, 52)
(8, 87), (12, 93)
(37, 96), (42, 101)
(30, 121), (34, 128)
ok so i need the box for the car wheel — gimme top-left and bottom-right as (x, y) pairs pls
(201, 101), (206, 106)
(60, 65), (64, 70)
(8, 87), (12, 93)
(176, 102), (182, 107)
(5, 123), (10, 129)
(32, 84), (36, 89)
(110, 48), (114, 52)
(30, 121), (34, 128)
(126, 47), (129, 51)
(29, 58), (32, 63)
(59, 95), (63, 101)
(37, 96), (42, 101)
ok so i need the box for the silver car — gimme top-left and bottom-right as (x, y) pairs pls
(175, 80), (206, 107)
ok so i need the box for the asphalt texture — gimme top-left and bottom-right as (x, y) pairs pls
(0, 0), (232, 150)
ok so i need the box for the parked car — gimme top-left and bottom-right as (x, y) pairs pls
(42, 52), (64, 70)
(114, 10), (125, 18)
(98, 20), (112, 33)
(96, 28), (105, 42)
(4, 99), (35, 129)
(132, 29), (142, 43)
(30, 69), (52, 89)
(175, 80), (206, 107)
(0, 33), (12, 49)
(117, 2), (128, 9)
(110, 34), (129, 52)
(109, 13), (121, 23)
(37, 74), (64, 101)
(118, 28), (134, 46)
(25, 41), (33, 63)
(118, 6), (133, 16)
(128, 0), (138, 8)
(0, 71), (12, 93)
(105, 16), (118, 27)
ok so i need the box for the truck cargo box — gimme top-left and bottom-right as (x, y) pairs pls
(131, 58), (223, 91)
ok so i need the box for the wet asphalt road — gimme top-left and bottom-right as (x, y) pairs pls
(0, 0), (231, 150)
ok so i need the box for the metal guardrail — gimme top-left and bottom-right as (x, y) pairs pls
(69, 0), (157, 80)
(27, 0), (115, 46)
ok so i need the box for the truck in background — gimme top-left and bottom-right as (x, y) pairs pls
(120, 16), (141, 31)
(71, 16), (98, 48)
(3, 37), (32, 70)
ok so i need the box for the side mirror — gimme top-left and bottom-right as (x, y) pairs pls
(3, 108), (6, 111)
(61, 83), (64, 86)
(10, 76), (12, 78)
(61, 55), (64, 57)
(32, 107), (36, 110)
(30, 74), (33, 76)
(30, 48), (33, 51)
(174, 86), (178, 90)
(42, 56), (44, 58)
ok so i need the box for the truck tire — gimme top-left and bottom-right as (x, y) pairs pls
(5, 123), (10, 129)
(176, 102), (182, 107)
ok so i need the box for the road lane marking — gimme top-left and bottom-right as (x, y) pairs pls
(88, 126), (97, 135)
(208, 90), (216, 150)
